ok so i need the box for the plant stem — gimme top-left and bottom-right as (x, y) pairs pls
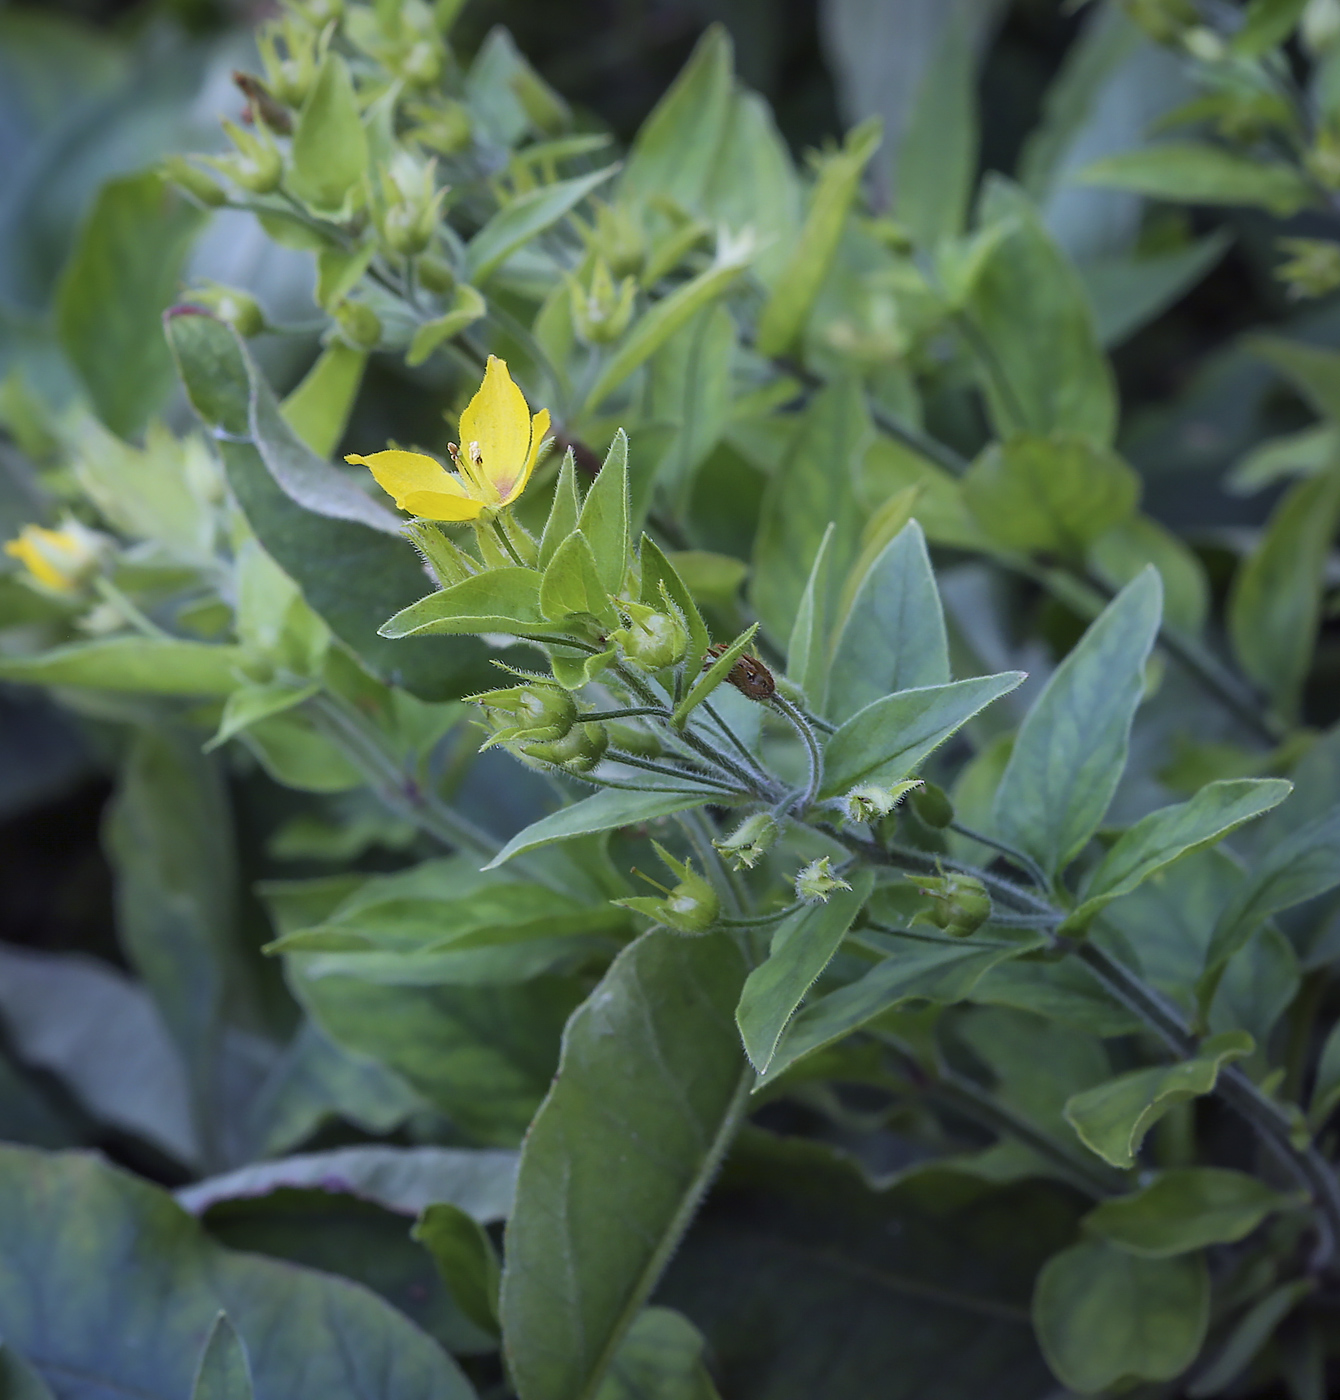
(949, 821), (1051, 891)
(703, 699), (770, 780)
(604, 748), (739, 794)
(94, 577), (173, 640)
(492, 519), (526, 567)
(582, 706), (671, 722)
(770, 693), (823, 815)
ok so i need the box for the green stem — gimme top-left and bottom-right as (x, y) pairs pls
(604, 748), (739, 795)
(770, 693), (823, 816)
(492, 518), (526, 567)
(94, 577), (173, 640)
(582, 706), (672, 722)
(948, 821), (1050, 892)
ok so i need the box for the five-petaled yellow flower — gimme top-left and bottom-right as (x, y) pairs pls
(347, 356), (550, 522)
(4, 520), (104, 592)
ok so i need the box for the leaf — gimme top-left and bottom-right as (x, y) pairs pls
(280, 342), (368, 459)
(577, 431), (630, 593)
(963, 179), (1117, 444)
(1065, 778), (1293, 930)
(1233, 0), (1309, 54)
(1309, 1020), (1340, 1129)
(1228, 468), (1340, 721)
(991, 568), (1162, 877)
(1246, 335), (1340, 419)
(1089, 512), (1209, 635)
(0, 1145), (477, 1400)
(500, 931), (749, 1400)
(288, 52), (368, 214)
(755, 116), (882, 356)
(484, 789), (713, 870)
(191, 1314), (253, 1400)
(0, 944), (197, 1166)
(896, 14), (977, 246)
(0, 638), (244, 696)
(382, 568), (548, 638)
(828, 520), (949, 724)
(540, 531), (616, 626)
(1081, 234), (1230, 350)
(963, 433), (1140, 555)
(639, 536), (710, 675)
(1033, 1240), (1209, 1391)
(176, 1145), (518, 1223)
(751, 379), (868, 645)
(166, 311), (498, 701)
(671, 622), (758, 728)
(413, 1203), (502, 1336)
(407, 286), (487, 367)
(465, 166), (618, 284)
(1062, 1031), (1253, 1169)
(1083, 1168), (1300, 1257)
(1077, 143), (1315, 215)
(594, 1309), (720, 1400)
(760, 929), (1041, 1087)
(785, 522), (835, 710)
(1187, 1280), (1313, 1398)
(540, 451), (582, 569)
(621, 25), (733, 214)
(735, 873), (873, 1074)
(56, 171), (205, 436)
(819, 672), (1025, 800)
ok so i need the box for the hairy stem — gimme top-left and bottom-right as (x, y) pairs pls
(770, 693), (823, 815)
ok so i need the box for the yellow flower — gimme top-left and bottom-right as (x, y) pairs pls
(347, 356), (550, 522)
(4, 520), (104, 592)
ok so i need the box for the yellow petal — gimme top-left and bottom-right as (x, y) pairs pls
(5, 535), (72, 591)
(500, 408), (552, 506)
(347, 450), (471, 511)
(402, 490), (485, 522)
(458, 355), (532, 502)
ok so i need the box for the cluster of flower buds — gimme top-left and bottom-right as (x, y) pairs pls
(713, 813), (781, 871)
(570, 259), (637, 345)
(204, 118), (283, 195)
(618, 842), (721, 934)
(609, 601), (688, 673)
(375, 151), (447, 257)
(911, 871), (991, 938)
(795, 856), (852, 906)
(256, 13), (325, 109)
(472, 682), (608, 773)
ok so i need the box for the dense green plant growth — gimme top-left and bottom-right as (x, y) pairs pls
(5, 0), (1340, 1396)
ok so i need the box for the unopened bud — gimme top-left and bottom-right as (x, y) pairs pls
(713, 813), (781, 871)
(1182, 25), (1227, 61)
(161, 156), (227, 207)
(256, 17), (323, 109)
(207, 119), (283, 194)
(911, 782), (954, 830)
(189, 283), (267, 337)
(911, 872), (991, 937)
(473, 682), (577, 746)
(618, 842), (720, 933)
(611, 601), (688, 672)
(570, 259), (637, 345)
(587, 200), (645, 279)
(840, 780), (921, 825)
(795, 856), (852, 906)
(417, 254), (456, 294)
(334, 299), (382, 349)
(517, 721), (608, 773)
(400, 38), (445, 88)
(410, 99), (472, 156)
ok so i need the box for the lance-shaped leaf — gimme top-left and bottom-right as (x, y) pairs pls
(540, 531), (617, 627)
(1077, 143), (1314, 216)
(500, 930), (749, 1400)
(1063, 778), (1293, 932)
(191, 1314), (253, 1400)
(672, 623), (759, 728)
(819, 672), (1025, 799)
(785, 522), (836, 711)
(381, 569), (548, 638)
(1063, 1031), (1253, 1170)
(639, 536), (710, 677)
(414, 1203), (502, 1337)
(735, 873), (873, 1074)
(577, 432), (629, 593)
(992, 568), (1161, 877)
(288, 53), (368, 214)
(0, 638), (245, 697)
(466, 166), (618, 284)
(280, 342), (367, 459)
(539, 451), (582, 569)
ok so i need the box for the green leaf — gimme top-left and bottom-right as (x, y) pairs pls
(208, 680), (320, 750)
(1246, 335), (1340, 419)
(381, 569), (546, 637)
(0, 638), (244, 696)
(1082, 234), (1231, 350)
(621, 25), (733, 214)
(1187, 1280), (1312, 1399)
(963, 433), (1140, 555)
(1089, 513), (1209, 635)
(585, 256), (750, 412)
(1065, 778), (1293, 930)
(735, 873), (873, 1074)
(166, 311), (497, 701)
(639, 536), (710, 675)
(828, 520), (949, 724)
(288, 52), (368, 214)
(244, 713), (365, 794)
(1228, 468), (1340, 721)
(1063, 1031), (1253, 1169)
(314, 243), (375, 312)
(964, 179), (1117, 444)
(760, 929), (1041, 1086)
(594, 1309), (720, 1400)
(671, 622), (758, 728)
(785, 522), (835, 710)
(280, 342), (368, 459)
(1234, 0), (1309, 53)
(56, 171), (206, 436)
(500, 930), (749, 1400)
(540, 531), (616, 626)
(539, 451), (582, 569)
(751, 379), (868, 645)
(0, 1146), (477, 1399)
(577, 431), (629, 594)
(1077, 143), (1315, 215)
(1033, 1240), (1209, 1391)
(896, 15), (977, 246)
(0, 1344), (55, 1400)
(406, 286), (487, 368)
(1309, 1020), (1340, 1129)
(991, 568), (1162, 877)
(819, 672), (1025, 800)
(1083, 1168), (1301, 1257)
(465, 166), (618, 284)
(414, 1202), (502, 1336)
(755, 116), (882, 357)
(191, 1314), (253, 1400)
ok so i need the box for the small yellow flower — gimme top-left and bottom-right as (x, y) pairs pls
(4, 520), (104, 592)
(347, 356), (551, 522)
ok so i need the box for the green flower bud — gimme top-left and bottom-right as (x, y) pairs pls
(207, 118), (283, 194)
(1181, 24), (1227, 61)
(256, 16), (323, 108)
(605, 721), (663, 757)
(840, 780), (922, 825)
(161, 156), (227, 208)
(910, 782), (954, 830)
(713, 813), (781, 871)
(417, 254), (456, 294)
(795, 856), (853, 906)
(1276, 238), (1340, 300)
(617, 842), (720, 934)
(586, 200), (645, 279)
(376, 153), (446, 257)
(517, 721), (608, 773)
(188, 283), (267, 338)
(409, 99), (473, 156)
(911, 872), (991, 938)
(400, 37), (445, 88)
(610, 601), (688, 672)
(334, 299), (383, 349)
(473, 683), (578, 746)
(569, 259), (637, 345)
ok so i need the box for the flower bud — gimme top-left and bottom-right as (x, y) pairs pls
(587, 200), (645, 279)
(605, 721), (663, 757)
(1276, 238), (1340, 300)
(618, 842), (720, 934)
(4, 518), (108, 593)
(188, 283), (267, 338)
(376, 153), (446, 257)
(334, 299), (383, 349)
(570, 259), (637, 345)
(795, 856), (853, 906)
(161, 156), (228, 208)
(517, 721), (608, 773)
(839, 780), (921, 825)
(409, 99), (473, 156)
(1181, 25), (1227, 61)
(474, 682), (578, 746)
(911, 872), (991, 938)
(610, 601), (688, 672)
(256, 16), (323, 109)
(911, 782), (954, 830)
(713, 813), (781, 871)
(207, 119), (283, 194)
